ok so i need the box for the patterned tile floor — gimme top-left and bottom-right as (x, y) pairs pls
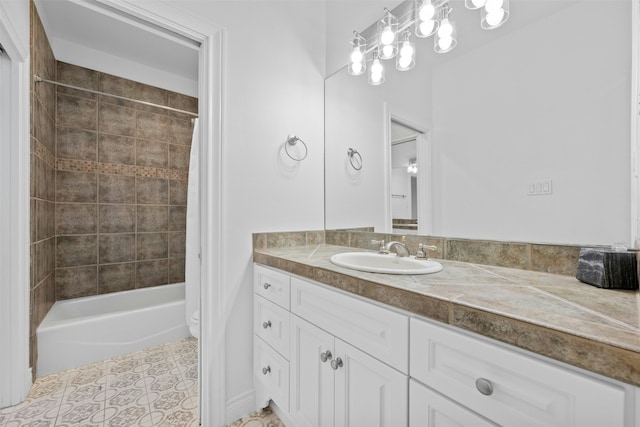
(227, 407), (285, 427)
(0, 338), (199, 426)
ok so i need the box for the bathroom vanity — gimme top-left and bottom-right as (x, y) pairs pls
(252, 244), (640, 426)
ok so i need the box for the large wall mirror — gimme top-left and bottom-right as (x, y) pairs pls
(325, 0), (634, 246)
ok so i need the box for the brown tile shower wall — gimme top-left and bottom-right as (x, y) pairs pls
(30, 0), (57, 376)
(54, 62), (197, 300)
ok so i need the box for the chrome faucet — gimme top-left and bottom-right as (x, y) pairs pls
(385, 241), (410, 257)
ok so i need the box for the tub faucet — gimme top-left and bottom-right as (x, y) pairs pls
(385, 241), (410, 257)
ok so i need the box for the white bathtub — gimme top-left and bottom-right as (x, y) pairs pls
(36, 283), (190, 377)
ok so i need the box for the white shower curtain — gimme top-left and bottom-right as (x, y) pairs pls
(185, 118), (200, 330)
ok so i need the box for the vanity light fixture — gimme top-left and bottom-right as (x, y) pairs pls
(407, 162), (418, 174)
(396, 30), (416, 71)
(348, 0), (510, 85)
(368, 51), (386, 86)
(434, 6), (456, 53)
(348, 32), (367, 76)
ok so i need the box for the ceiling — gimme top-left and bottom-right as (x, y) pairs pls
(34, 0), (199, 91)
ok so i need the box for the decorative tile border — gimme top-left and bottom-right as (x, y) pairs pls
(34, 139), (56, 169)
(56, 157), (189, 181)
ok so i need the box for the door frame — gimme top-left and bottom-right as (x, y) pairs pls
(383, 104), (433, 236)
(0, 1), (31, 408)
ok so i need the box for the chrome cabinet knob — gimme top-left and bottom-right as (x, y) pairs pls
(331, 358), (343, 370)
(475, 378), (494, 396)
(262, 366), (271, 375)
(263, 283), (271, 289)
(320, 350), (332, 363)
(262, 320), (272, 329)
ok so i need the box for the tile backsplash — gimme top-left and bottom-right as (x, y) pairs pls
(254, 229), (584, 276)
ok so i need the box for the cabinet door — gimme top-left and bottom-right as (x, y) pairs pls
(410, 380), (496, 427)
(290, 315), (335, 427)
(334, 339), (408, 427)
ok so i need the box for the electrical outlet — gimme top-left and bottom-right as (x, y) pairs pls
(527, 180), (552, 196)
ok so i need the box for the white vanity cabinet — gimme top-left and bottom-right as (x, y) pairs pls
(254, 265), (409, 427)
(253, 265), (292, 411)
(253, 263), (638, 427)
(289, 291), (409, 427)
(410, 317), (632, 427)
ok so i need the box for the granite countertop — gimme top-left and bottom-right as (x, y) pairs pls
(253, 244), (640, 387)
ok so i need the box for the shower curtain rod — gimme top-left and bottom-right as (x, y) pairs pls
(34, 75), (198, 118)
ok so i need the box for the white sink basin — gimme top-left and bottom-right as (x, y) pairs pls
(330, 252), (443, 275)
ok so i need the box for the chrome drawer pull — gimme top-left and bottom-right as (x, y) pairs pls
(331, 358), (343, 370)
(262, 366), (271, 375)
(475, 378), (494, 396)
(263, 283), (271, 289)
(320, 350), (333, 363)
(262, 320), (272, 329)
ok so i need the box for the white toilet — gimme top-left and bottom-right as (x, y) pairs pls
(189, 310), (200, 338)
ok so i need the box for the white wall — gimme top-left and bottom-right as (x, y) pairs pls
(432, 1), (630, 244)
(170, 1), (326, 420)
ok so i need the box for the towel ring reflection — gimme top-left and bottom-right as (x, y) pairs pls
(347, 148), (362, 170)
(284, 135), (308, 161)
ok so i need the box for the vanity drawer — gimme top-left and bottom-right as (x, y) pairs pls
(254, 336), (289, 412)
(254, 264), (290, 309)
(409, 379), (496, 427)
(255, 294), (290, 359)
(410, 317), (627, 427)
(291, 277), (409, 374)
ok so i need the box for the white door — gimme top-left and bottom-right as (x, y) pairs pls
(290, 315), (335, 427)
(409, 380), (496, 427)
(334, 339), (408, 427)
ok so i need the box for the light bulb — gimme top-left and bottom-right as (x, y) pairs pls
(471, 0), (486, 7)
(485, 8), (505, 26)
(438, 36), (453, 51)
(371, 72), (383, 83)
(382, 44), (394, 58)
(381, 26), (395, 45)
(351, 62), (363, 74)
(485, 0), (504, 13)
(398, 56), (412, 69)
(418, 20), (435, 36)
(418, 3), (435, 21)
(371, 59), (383, 74)
(438, 19), (453, 38)
(350, 48), (363, 64)
(400, 41), (414, 58)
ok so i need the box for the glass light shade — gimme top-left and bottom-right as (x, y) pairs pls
(407, 163), (418, 174)
(416, 19), (438, 37)
(465, 0), (486, 10)
(415, 0), (439, 37)
(434, 17), (456, 53)
(481, 0), (509, 29)
(416, 0), (436, 21)
(377, 9), (398, 59)
(348, 33), (366, 76)
(396, 32), (416, 71)
(368, 56), (385, 86)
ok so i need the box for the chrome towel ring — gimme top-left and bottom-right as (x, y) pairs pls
(284, 135), (308, 161)
(347, 148), (362, 170)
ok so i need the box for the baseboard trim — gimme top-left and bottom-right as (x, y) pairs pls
(225, 389), (255, 425)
